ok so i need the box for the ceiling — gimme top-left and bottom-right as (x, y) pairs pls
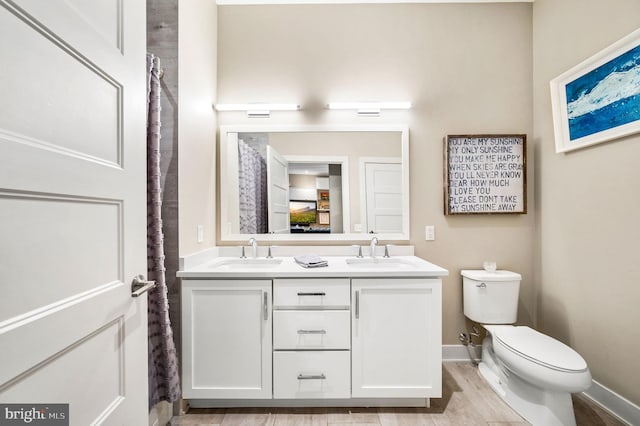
(217, 0), (533, 4)
(288, 163), (330, 176)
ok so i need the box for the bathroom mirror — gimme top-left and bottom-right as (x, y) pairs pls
(219, 124), (409, 242)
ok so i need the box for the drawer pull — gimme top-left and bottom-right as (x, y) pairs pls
(297, 292), (326, 296)
(297, 329), (327, 334)
(297, 374), (326, 380)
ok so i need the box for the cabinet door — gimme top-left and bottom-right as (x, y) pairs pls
(352, 278), (442, 398)
(182, 280), (272, 399)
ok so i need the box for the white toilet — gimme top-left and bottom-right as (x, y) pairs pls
(462, 270), (592, 426)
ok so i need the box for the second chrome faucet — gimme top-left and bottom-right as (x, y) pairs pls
(370, 236), (379, 258)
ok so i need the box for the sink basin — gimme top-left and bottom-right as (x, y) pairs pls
(344, 257), (416, 268)
(208, 258), (283, 270)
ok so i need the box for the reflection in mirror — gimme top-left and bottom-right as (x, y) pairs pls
(220, 125), (409, 242)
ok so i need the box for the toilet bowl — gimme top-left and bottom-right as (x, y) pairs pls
(461, 270), (592, 426)
(478, 325), (592, 426)
(485, 325), (592, 393)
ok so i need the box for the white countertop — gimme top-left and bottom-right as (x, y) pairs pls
(177, 255), (449, 279)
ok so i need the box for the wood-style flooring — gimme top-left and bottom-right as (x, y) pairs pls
(170, 362), (624, 426)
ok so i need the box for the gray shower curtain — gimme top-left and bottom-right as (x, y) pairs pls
(238, 139), (268, 233)
(146, 53), (180, 408)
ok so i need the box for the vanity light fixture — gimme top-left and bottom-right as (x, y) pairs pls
(214, 103), (301, 118)
(327, 101), (412, 117)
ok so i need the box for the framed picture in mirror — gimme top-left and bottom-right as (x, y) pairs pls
(318, 212), (330, 225)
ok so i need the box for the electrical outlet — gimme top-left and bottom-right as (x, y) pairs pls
(354, 223), (363, 232)
(425, 225), (435, 241)
(197, 225), (204, 243)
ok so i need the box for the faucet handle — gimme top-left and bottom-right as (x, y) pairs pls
(352, 244), (363, 258)
(266, 245), (276, 259)
(240, 246), (247, 259)
(384, 244), (392, 258)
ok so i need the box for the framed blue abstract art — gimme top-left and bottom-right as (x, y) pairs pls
(550, 28), (640, 153)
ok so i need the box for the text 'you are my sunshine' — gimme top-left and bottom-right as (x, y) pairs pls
(448, 136), (524, 213)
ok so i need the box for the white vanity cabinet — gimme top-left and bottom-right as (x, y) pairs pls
(181, 279), (272, 399)
(178, 254), (448, 407)
(351, 278), (442, 398)
(272, 278), (351, 399)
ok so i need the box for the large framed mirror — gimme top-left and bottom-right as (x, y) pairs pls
(219, 124), (410, 242)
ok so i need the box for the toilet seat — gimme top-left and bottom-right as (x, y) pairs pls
(484, 325), (592, 393)
(486, 325), (587, 372)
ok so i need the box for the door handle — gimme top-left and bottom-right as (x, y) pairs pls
(131, 275), (156, 297)
(355, 290), (360, 319)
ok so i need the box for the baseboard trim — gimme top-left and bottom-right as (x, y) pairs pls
(442, 344), (481, 362)
(442, 345), (639, 425)
(582, 380), (640, 426)
(189, 398), (430, 408)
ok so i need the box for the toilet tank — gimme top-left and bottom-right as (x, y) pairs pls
(462, 270), (522, 324)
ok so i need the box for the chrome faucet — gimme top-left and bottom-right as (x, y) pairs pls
(369, 236), (379, 258)
(248, 237), (258, 259)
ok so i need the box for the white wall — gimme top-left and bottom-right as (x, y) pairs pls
(533, 0), (640, 406)
(179, 0), (218, 255)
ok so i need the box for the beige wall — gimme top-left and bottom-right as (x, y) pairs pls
(179, 0), (217, 255)
(217, 3), (535, 344)
(533, 0), (640, 406)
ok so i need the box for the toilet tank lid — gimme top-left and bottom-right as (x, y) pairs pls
(461, 270), (522, 281)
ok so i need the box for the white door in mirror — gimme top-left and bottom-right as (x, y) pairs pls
(365, 162), (403, 233)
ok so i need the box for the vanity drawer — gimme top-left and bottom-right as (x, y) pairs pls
(273, 351), (350, 399)
(273, 278), (350, 308)
(273, 310), (350, 350)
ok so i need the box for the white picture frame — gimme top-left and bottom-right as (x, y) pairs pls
(550, 28), (640, 153)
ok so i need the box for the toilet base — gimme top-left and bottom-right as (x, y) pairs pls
(478, 337), (578, 426)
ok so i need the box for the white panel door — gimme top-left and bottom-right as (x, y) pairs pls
(182, 280), (272, 399)
(352, 278), (442, 398)
(0, 1), (148, 424)
(365, 162), (403, 234)
(267, 145), (290, 234)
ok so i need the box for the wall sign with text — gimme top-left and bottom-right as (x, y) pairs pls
(444, 134), (527, 215)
